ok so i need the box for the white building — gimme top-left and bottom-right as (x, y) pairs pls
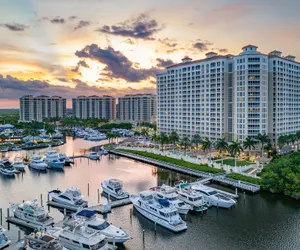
(157, 45), (300, 144)
(19, 95), (66, 122)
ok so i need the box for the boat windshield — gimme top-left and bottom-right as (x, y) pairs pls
(208, 191), (218, 196)
(193, 197), (203, 201)
(90, 221), (110, 230)
(167, 197), (177, 201)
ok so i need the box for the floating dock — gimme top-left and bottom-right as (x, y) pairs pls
(6, 216), (54, 230)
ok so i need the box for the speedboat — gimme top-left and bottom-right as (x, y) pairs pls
(130, 191), (187, 233)
(28, 156), (47, 171)
(191, 184), (236, 209)
(18, 231), (66, 250)
(0, 227), (11, 249)
(10, 200), (54, 228)
(49, 220), (109, 250)
(101, 179), (129, 200)
(44, 147), (64, 169)
(13, 156), (25, 172)
(102, 150), (108, 155)
(151, 185), (191, 215)
(0, 164), (15, 176)
(49, 187), (88, 208)
(73, 209), (130, 244)
(58, 153), (72, 165)
(88, 152), (99, 160)
(0, 148), (8, 153)
(175, 184), (209, 212)
(0, 158), (11, 166)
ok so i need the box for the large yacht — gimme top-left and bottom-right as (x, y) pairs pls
(10, 200), (54, 228)
(0, 164), (15, 176)
(12, 155), (25, 172)
(44, 147), (64, 169)
(191, 184), (237, 209)
(175, 183), (209, 212)
(48, 220), (109, 250)
(73, 209), (130, 244)
(130, 191), (187, 233)
(28, 155), (47, 171)
(151, 185), (191, 215)
(49, 187), (88, 208)
(101, 179), (129, 200)
(0, 227), (11, 249)
(58, 153), (72, 165)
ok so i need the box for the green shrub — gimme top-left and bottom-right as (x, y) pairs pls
(226, 173), (261, 185)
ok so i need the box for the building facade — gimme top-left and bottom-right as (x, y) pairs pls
(157, 45), (300, 144)
(117, 94), (156, 122)
(19, 95), (66, 122)
(72, 95), (116, 120)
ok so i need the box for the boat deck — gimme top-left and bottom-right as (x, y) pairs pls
(6, 216), (54, 230)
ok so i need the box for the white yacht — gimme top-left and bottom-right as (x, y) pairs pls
(49, 187), (88, 208)
(0, 227), (11, 249)
(101, 179), (129, 200)
(13, 156), (25, 171)
(52, 130), (64, 139)
(191, 184), (236, 209)
(175, 183), (209, 212)
(151, 185), (191, 215)
(73, 209), (130, 244)
(88, 152), (99, 160)
(28, 155), (47, 171)
(58, 153), (72, 165)
(11, 146), (22, 151)
(0, 164), (15, 176)
(44, 147), (64, 169)
(130, 191), (187, 233)
(49, 220), (109, 250)
(86, 134), (103, 141)
(102, 150), (108, 155)
(10, 200), (54, 228)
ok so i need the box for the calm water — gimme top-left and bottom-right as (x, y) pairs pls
(0, 137), (299, 250)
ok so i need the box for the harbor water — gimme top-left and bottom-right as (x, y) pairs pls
(0, 137), (299, 250)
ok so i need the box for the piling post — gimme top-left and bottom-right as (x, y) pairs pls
(130, 208), (132, 224)
(243, 191), (246, 204)
(47, 193), (49, 202)
(64, 208), (66, 217)
(235, 188), (238, 196)
(18, 230), (21, 241)
(7, 208), (9, 218)
(0, 208), (2, 225)
(88, 183), (90, 196)
(97, 189), (100, 203)
(40, 194), (43, 206)
(108, 194), (110, 203)
(142, 229), (145, 243)
(113, 236), (116, 249)
(154, 222), (157, 233)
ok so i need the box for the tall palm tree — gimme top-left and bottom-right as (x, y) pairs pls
(192, 134), (202, 147)
(243, 136), (257, 160)
(215, 138), (228, 165)
(159, 133), (169, 152)
(151, 133), (159, 148)
(106, 132), (114, 144)
(169, 131), (179, 151)
(180, 136), (190, 155)
(141, 128), (149, 138)
(255, 133), (270, 157)
(202, 137), (213, 161)
(277, 135), (287, 149)
(228, 140), (244, 168)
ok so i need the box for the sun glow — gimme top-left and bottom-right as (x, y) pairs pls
(80, 62), (102, 84)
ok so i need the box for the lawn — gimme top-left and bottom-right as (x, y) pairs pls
(216, 159), (253, 166)
(226, 173), (261, 185)
(117, 149), (225, 174)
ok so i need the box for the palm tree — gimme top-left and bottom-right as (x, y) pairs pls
(192, 134), (202, 147)
(277, 135), (287, 149)
(255, 133), (270, 157)
(151, 133), (159, 148)
(169, 131), (179, 151)
(215, 138), (228, 165)
(180, 136), (190, 155)
(228, 140), (244, 168)
(159, 133), (169, 152)
(134, 130), (141, 137)
(243, 136), (257, 161)
(202, 137), (213, 161)
(106, 132), (114, 144)
(141, 128), (149, 138)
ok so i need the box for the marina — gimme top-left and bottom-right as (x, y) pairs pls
(0, 137), (299, 250)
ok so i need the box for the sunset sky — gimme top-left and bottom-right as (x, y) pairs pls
(0, 0), (300, 108)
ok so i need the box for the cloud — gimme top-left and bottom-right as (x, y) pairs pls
(72, 60), (90, 73)
(50, 17), (65, 24)
(159, 38), (177, 48)
(69, 16), (78, 20)
(218, 48), (228, 53)
(96, 14), (162, 40)
(0, 74), (155, 99)
(75, 44), (158, 82)
(0, 23), (29, 31)
(193, 40), (213, 52)
(74, 20), (91, 30)
(156, 58), (175, 68)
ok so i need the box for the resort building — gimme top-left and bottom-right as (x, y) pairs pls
(19, 95), (66, 122)
(72, 95), (116, 120)
(156, 45), (300, 144)
(117, 94), (156, 122)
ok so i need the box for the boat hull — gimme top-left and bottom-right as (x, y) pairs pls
(210, 199), (236, 209)
(0, 240), (11, 249)
(29, 163), (47, 171)
(47, 161), (64, 169)
(49, 192), (88, 208)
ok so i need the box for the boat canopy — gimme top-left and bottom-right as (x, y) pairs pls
(76, 209), (96, 218)
(158, 198), (170, 207)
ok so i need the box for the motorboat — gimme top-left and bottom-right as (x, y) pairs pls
(88, 152), (99, 160)
(44, 147), (64, 169)
(101, 179), (129, 200)
(0, 164), (15, 176)
(52, 130), (64, 139)
(28, 156), (47, 171)
(175, 183), (209, 212)
(73, 209), (130, 244)
(18, 231), (66, 250)
(0, 148), (8, 153)
(10, 200), (54, 228)
(13, 156), (25, 172)
(58, 153), (72, 165)
(130, 191), (187, 233)
(48, 220), (109, 250)
(102, 150), (108, 155)
(11, 146), (22, 151)
(0, 158), (11, 166)
(0, 227), (11, 249)
(191, 184), (236, 209)
(48, 187), (88, 208)
(86, 134), (104, 141)
(151, 185), (191, 215)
